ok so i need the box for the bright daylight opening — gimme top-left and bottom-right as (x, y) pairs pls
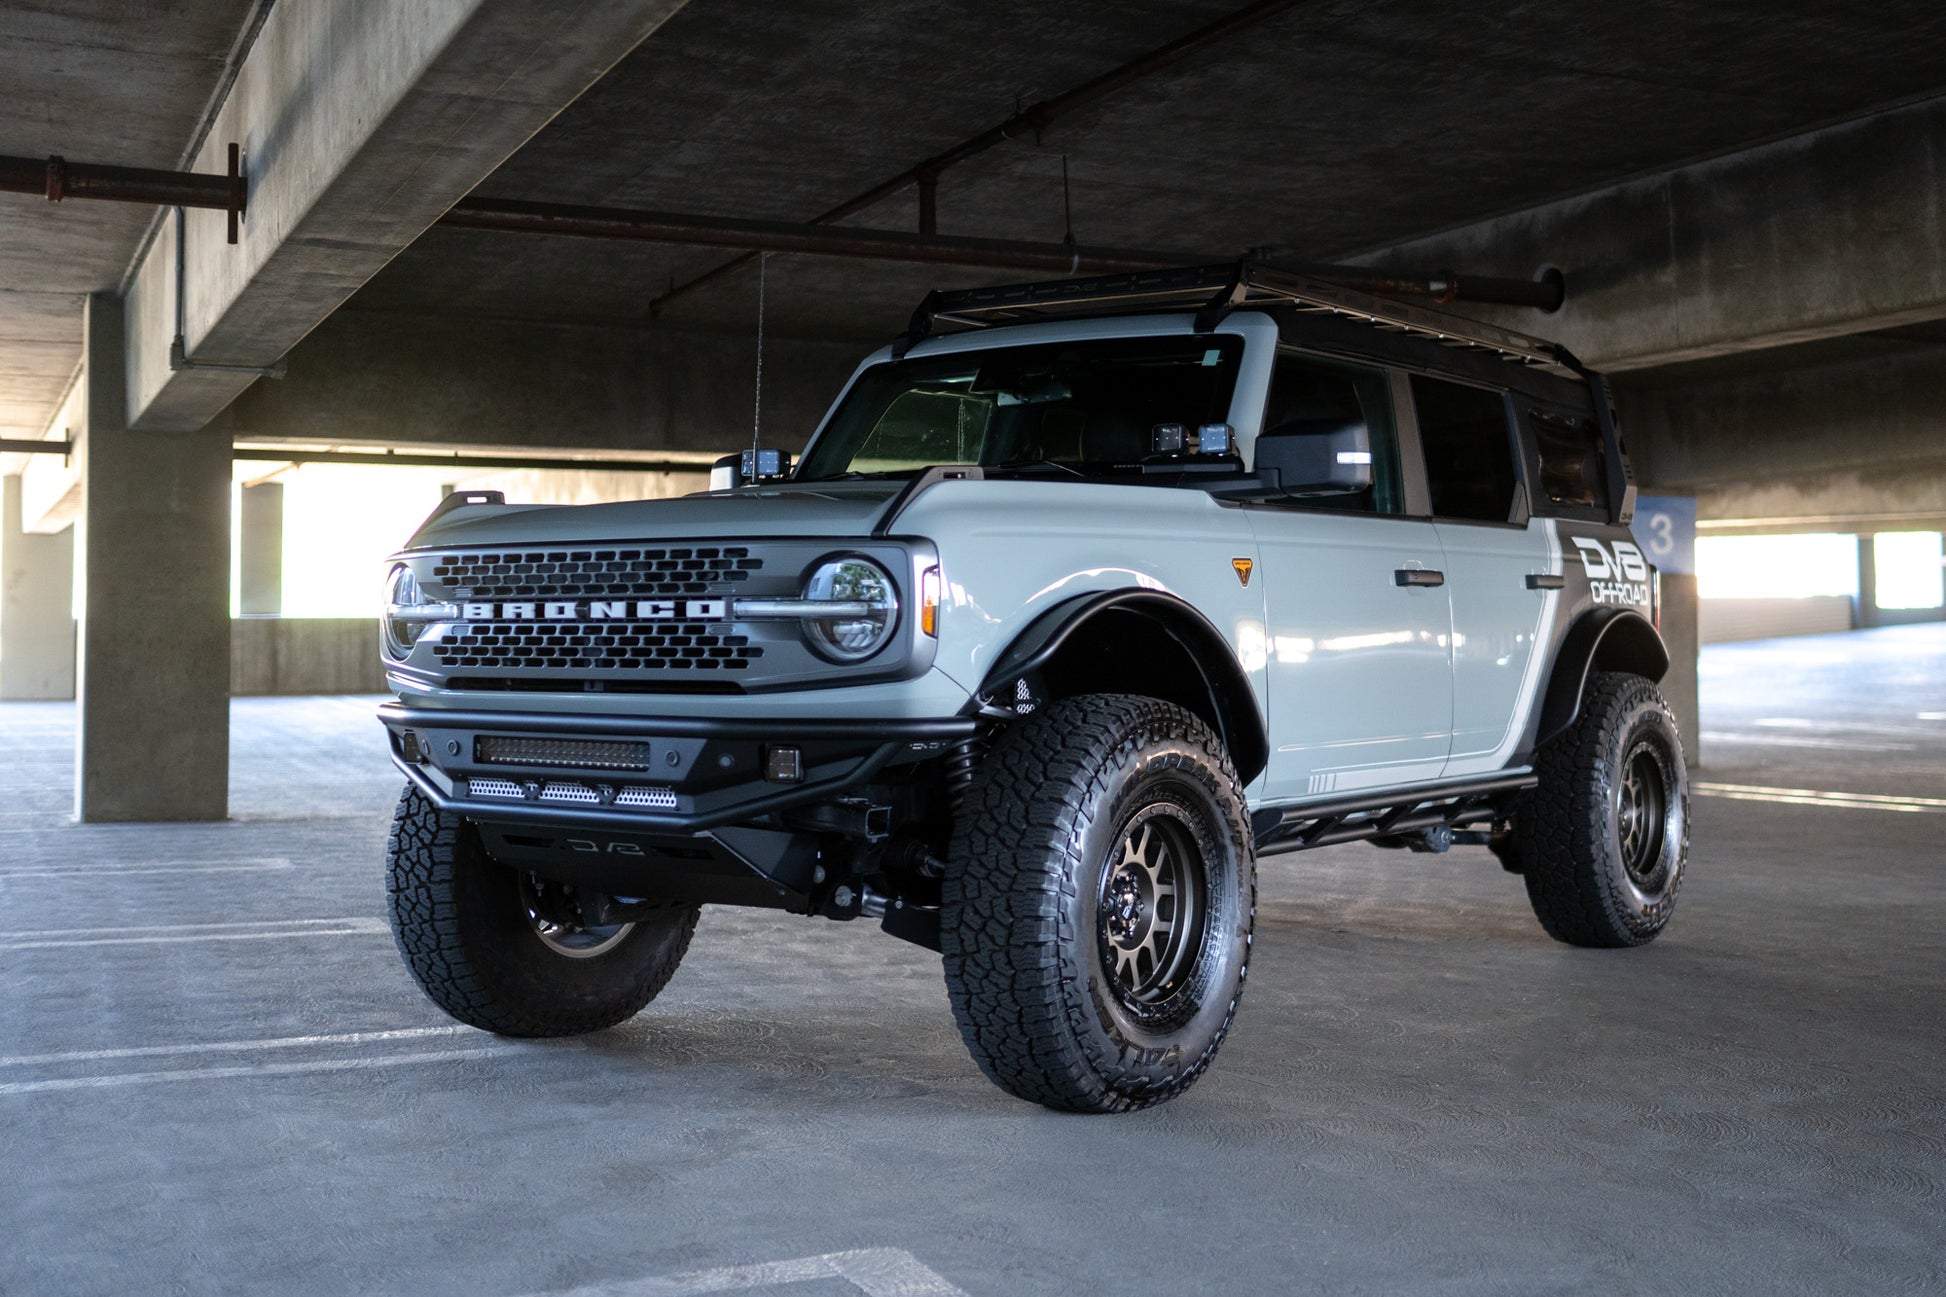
(230, 464), (457, 618)
(1695, 533), (1858, 600)
(1873, 531), (1946, 610)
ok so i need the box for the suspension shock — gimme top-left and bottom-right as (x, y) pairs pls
(942, 733), (986, 824)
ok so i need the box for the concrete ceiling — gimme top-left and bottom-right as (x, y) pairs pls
(351, 0), (1946, 340)
(6, 1), (1946, 446)
(0, 0), (262, 439)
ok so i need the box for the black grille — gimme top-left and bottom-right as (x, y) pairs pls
(430, 547), (761, 600)
(434, 622), (761, 672)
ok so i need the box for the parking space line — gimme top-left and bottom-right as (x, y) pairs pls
(0, 1025), (470, 1069)
(1694, 781), (1946, 813)
(0, 916), (390, 950)
(530, 1247), (970, 1297)
(0, 1046), (522, 1097)
(0, 859), (296, 879)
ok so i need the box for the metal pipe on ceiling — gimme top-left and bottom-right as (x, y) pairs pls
(642, 0), (1313, 315)
(437, 198), (1566, 310)
(0, 146), (249, 241)
(440, 197), (1195, 276)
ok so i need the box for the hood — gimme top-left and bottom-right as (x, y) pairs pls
(406, 481), (907, 550)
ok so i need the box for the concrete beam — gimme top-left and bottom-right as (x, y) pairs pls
(75, 293), (232, 822)
(1349, 94), (1946, 371)
(125, 0), (688, 432)
(210, 310), (867, 457)
(1, 474), (75, 700)
(1612, 338), (1946, 531)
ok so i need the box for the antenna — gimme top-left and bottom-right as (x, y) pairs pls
(751, 250), (770, 465)
(1061, 155), (1075, 248)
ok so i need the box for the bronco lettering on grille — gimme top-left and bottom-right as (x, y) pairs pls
(460, 600), (729, 621)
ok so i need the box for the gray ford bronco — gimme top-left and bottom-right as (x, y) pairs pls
(378, 263), (1686, 1112)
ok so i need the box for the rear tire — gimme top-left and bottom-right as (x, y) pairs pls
(385, 785), (699, 1035)
(1517, 672), (1689, 947)
(942, 696), (1255, 1112)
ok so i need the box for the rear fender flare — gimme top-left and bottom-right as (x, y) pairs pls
(1535, 608), (1670, 748)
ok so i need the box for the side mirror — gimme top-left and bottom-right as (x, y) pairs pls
(1252, 418), (1373, 497)
(710, 448), (793, 490)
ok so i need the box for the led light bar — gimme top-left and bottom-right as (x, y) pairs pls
(475, 735), (654, 771)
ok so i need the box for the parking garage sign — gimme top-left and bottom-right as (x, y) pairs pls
(1632, 495), (1696, 575)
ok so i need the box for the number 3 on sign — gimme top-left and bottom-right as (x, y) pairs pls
(1644, 511), (1676, 560)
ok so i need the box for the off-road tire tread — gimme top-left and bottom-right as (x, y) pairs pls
(941, 695), (1254, 1113)
(1519, 671), (1686, 948)
(385, 785), (698, 1036)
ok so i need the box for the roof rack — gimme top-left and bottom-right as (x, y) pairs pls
(892, 261), (1583, 376)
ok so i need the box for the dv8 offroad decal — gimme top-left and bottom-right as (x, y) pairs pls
(1570, 536), (1652, 607)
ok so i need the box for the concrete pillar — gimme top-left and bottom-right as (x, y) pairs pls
(238, 482), (284, 616)
(1659, 573), (1701, 770)
(1854, 535), (1880, 630)
(75, 293), (232, 822)
(1, 475), (76, 700)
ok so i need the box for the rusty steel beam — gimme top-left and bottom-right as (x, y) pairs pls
(441, 197), (1194, 275)
(0, 145), (248, 241)
(439, 198), (1565, 309)
(641, 0), (1313, 314)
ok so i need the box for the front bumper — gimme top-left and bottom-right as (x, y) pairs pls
(379, 702), (979, 834)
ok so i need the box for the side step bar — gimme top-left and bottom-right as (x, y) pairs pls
(1250, 773), (1537, 857)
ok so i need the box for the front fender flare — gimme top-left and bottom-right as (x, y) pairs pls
(976, 589), (1269, 784)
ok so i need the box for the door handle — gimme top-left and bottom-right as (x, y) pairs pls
(1526, 573), (1566, 590)
(1394, 568), (1445, 588)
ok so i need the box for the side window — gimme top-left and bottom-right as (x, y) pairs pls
(1529, 408), (1609, 513)
(1259, 352), (1403, 514)
(1411, 375), (1518, 523)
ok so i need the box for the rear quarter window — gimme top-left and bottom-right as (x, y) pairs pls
(1530, 409), (1609, 512)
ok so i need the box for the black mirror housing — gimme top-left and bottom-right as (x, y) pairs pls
(1252, 419), (1373, 497)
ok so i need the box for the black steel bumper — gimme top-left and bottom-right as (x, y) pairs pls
(378, 701), (979, 835)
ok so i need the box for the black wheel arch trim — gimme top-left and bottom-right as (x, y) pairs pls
(1534, 608), (1670, 749)
(974, 589), (1270, 784)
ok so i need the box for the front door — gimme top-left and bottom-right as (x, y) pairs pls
(1249, 351), (1453, 802)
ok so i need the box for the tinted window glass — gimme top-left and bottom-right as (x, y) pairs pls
(1258, 352), (1403, 514)
(1412, 376), (1517, 522)
(1530, 409), (1608, 511)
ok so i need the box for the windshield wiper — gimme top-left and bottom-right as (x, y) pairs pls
(985, 459), (1086, 479)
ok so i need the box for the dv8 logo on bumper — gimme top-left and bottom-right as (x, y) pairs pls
(1571, 537), (1651, 607)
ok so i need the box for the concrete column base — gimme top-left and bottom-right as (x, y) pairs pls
(1, 474), (76, 700)
(1660, 573), (1702, 770)
(75, 294), (231, 823)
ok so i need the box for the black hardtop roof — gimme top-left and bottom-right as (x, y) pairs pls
(899, 261), (1590, 382)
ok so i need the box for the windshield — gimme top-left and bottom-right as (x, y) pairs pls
(795, 335), (1245, 481)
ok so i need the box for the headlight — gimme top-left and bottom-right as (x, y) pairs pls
(383, 565), (454, 660)
(801, 556), (898, 662)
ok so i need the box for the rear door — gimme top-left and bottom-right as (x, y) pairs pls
(1407, 375), (1558, 778)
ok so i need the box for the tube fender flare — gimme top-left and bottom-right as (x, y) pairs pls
(976, 589), (1269, 784)
(1534, 608), (1670, 749)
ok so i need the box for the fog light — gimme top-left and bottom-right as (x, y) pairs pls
(765, 747), (804, 783)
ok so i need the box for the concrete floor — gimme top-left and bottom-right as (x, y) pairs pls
(2, 628), (1943, 1296)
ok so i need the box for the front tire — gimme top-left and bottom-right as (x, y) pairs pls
(385, 785), (699, 1035)
(942, 696), (1255, 1112)
(1517, 672), (1689, 947)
